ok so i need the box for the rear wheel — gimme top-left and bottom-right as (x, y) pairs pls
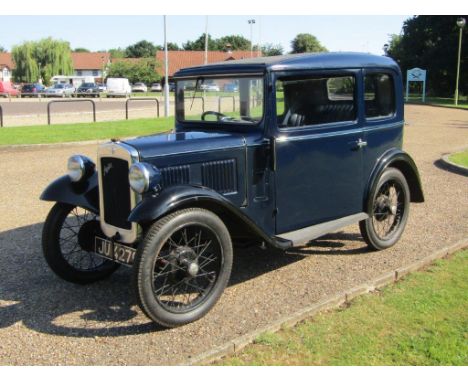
(133, 208), (233, 328)
(42, 203), (119, 284)
(360, 168), (410, 250)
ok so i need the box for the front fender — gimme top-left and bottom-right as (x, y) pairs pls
(365, 148), (424, 211)
(40, 173), (99, 213)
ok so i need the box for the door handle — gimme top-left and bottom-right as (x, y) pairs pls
(354, 138), (367, 150)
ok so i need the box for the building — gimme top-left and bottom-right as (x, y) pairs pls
(71, 52), (110, 81)
(155, 50), (256, 79)
(0, 53), (13, 82)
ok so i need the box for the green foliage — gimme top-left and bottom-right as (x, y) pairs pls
(219, 250), (468, 365)
(11, 38), (73, 85)
(0, 117), (173, 145)
(0, 46), (6, 53)
(261, 43), (284, 56)
(290, 33), (328, 54)
(106, 58), (160, 84)
(108, 48), (125, 59)
(387, 15), (468, 97)
(166, 42), (181, 51)
(125, 40), (158, 58)
(73, 47), (90, 52)
(183, 33), (251, 51)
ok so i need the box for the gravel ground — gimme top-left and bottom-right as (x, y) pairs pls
(0, 105), (467, 365)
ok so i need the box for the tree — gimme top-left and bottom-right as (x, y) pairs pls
(183, 33), (218, 51)
(387, 15), (468, 97)
(106, 58), (160, 84)
(108, 48), (125, 59)
(290, 33), (327, 53)
(12, 38), (73, 84)
(261, 43), (284, 56)
(166, 42), (180, 51)
(0, 46), (6, 53)
(216, 35), (251, 51)
(73, 47), (90, 52)
(125, 40), (158, 58)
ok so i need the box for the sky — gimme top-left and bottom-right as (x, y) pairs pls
(0, 15), (410, 55)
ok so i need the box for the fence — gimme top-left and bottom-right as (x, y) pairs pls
(218, 96), (236, 113)
(126, 98), (160, 119)
(47, 99), (96, 125)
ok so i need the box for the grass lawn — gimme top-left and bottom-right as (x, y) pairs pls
(449, 150), (468, 168)
(0, 117), (174, 146)
(406, 96), (468, 109)
(217, 250), (468, 366)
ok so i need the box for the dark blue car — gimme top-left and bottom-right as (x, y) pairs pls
(41, 53), (424, 327)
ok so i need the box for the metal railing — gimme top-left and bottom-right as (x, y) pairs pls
(126, 98), (160, 119)
(0, 104), (3, 127)
(218, 96), (236, 113)
(47, 99), (96, 125)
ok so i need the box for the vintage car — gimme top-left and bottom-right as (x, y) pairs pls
(40, 53), (424, 328)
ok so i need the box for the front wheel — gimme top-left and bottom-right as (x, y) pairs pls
(133, 208), (233, 328)
(42, 203), (120, 284)
(360, 168), (410, 250)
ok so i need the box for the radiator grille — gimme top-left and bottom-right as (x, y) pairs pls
(202, 159), (237, 194)
(100, 157), (132, 230)
(160, 165), (191, 187)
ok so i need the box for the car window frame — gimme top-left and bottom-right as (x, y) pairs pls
(273, 69), (360, 134)
(362, 69), (398, 122)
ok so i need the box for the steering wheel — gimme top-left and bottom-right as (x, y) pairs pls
(201, 111), (228, 121)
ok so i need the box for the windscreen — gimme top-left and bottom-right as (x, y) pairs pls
(176, 76), (264, 125)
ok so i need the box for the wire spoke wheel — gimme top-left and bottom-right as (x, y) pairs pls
(359, 168), (410, 250)
(152, 225), (223, 313)
(133, 208), (233, 328)
(42, 203), (119, 284)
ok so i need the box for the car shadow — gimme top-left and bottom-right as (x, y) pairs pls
(0, 222), (367, 338)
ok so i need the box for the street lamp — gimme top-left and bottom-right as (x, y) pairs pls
(248, 19), (256, 58)
(455, 17), (466, 106)
(383, 43), (389, 56)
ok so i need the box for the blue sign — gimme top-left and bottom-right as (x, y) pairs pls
(406, 68), (427, 102)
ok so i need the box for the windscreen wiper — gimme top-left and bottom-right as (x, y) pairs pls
(190, 77), (204, 111)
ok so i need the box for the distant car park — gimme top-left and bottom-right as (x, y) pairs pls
(150, 82), (162, 92)
(132, 82), (148, 93)
(0, 81), (20, 97)
(76, 82), (100, 97)
(43, 83), (75, 98)
(21, 83), (46, 97)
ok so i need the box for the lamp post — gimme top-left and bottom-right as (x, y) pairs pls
(163, 15), (170, 117)
(455, 17), (466, 106)
(248, 19), (255, 58)
(383, 43), (389, 56)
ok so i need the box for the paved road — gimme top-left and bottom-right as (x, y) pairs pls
(0, 105), (467, 365)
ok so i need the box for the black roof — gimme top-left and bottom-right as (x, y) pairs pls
(174, 52), (400, 78)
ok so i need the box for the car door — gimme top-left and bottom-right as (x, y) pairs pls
(273, 70), (365, 234)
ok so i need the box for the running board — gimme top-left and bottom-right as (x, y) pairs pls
(276, 212), (369, 247)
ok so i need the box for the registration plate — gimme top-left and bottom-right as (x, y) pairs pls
(95, 237), (136, 265)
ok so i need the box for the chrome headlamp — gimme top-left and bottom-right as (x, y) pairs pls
(129, 162), (161, 194)
(67, 155), (95, 182)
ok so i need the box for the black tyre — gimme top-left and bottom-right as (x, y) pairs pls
(360, 168), (410, 250)
(42, 202), (120, 284)
(133, 208), (233, 328)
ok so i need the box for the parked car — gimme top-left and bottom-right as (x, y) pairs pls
(132, 82), (148, 93)
(21, 83), (46, 97)
(76, 82), (100, 97)
(150, 82), (162, 92)
(96, 83), (107, 93)
(106, 78), (131, 97)
(200, 83), (220, 92)
(223, 82), (239, 92)
(43, 83), (75, 97)
(40, 53), (424, 328)
(0, 81), (20, 97)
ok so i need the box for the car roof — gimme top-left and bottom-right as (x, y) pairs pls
(174, 52), (400, 78)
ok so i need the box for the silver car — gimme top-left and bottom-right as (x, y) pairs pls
(150, 82), (162, 92)
(131, 82), (148, 93)
(44, 83), (75, 97)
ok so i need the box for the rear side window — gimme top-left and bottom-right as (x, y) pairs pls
(364, 73), (395, 118)
(276, 75), (356, 128)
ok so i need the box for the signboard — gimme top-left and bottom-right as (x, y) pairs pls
(406, 68), (427, 102)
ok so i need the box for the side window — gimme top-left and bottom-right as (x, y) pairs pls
(364, 73), (395, 118)
(276, 75), (356, 128)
